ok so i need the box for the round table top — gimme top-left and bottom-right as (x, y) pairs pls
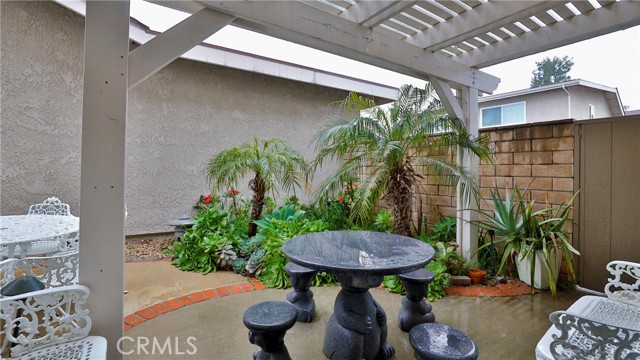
(282, 230), (434, 276)
(0, 215), (79, 244)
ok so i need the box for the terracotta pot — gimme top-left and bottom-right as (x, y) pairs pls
(467, 268), (487, 285)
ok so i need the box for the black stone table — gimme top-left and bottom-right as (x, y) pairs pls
(282, 230), (435, 360)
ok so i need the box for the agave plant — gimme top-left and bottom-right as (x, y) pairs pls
(471, 187), (580, 295)
(471, 187), (524, 274)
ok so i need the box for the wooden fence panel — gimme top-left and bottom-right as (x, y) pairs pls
(576, 115), (640, 291)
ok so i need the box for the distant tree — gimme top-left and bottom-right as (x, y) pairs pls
(530, 56), (574, 88)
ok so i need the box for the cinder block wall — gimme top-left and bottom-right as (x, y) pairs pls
(414, 120), (575, 234)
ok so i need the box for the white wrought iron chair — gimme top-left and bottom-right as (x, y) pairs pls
(535, 260), (640, 359)
(0, 251), (79, 291)
(0, 285), (106, 359)
(26, 197), (71, 216)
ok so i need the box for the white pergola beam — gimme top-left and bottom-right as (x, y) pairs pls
(458, 0), (640, 68)
(128, 8), (235, 89)
(342, 1), (418, 28)
(80, 1), (130, 358)
(415, 0), (555, 52)
(156, 0), (499, 93)
(429, 76), (463, 119)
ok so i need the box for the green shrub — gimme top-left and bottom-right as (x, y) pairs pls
(165, 206), (246, 273)
(372, 210), (393, 233)
(382, 260), (450, 301)
(254, 205), (330, 288)
(423, 216), (457, 243)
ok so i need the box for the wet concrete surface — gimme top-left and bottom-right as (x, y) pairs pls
(124, 261), (248, 315)
(123, 268), (581, 360)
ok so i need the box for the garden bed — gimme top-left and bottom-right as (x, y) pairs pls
(125, 237), (173, 262)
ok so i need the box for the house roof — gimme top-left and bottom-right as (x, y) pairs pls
(55, 0), (399, 102)
(478, 79), (626, 116)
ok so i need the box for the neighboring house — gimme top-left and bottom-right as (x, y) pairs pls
(478, 79), (626, 128)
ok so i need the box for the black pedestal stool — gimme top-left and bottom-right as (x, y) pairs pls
(409, 323), (478, 360)
(398, 268), (436, 332)
(243, 301), (298, 360)
(284, 262), (317, 322)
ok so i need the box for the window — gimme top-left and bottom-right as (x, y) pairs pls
(481, 102), (525, 127)
(588, 104), (596, 119)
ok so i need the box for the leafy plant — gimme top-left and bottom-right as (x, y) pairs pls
(311, 271), (339, 287)
(469, 187), (524, 275)
(383, 260), (450, 301)
(425, 216), (457, 243)
(254, 205), (329, 288)
(432, 242), (469, 276)
(517, 191), (580, 295)
(425, 261), (450, 301)
(312, 84), (494, 236)
(470, 187), (580, 295)
(165, 206), (244, 273)
(372, 210), (393, 233)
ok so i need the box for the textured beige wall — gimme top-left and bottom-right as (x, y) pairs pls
(1, 1), (346, 235)
(1, 1), (85, 215)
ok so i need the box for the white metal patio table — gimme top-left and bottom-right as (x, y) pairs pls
(0, 215), (79, 258)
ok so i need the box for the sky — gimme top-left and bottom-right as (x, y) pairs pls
(131, 0), (640, 110)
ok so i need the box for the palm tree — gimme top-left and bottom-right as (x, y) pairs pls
(312, 84), (494, 236)
(206, 137), (308, 237)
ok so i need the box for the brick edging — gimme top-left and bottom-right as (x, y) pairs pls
(445, 282), (540, 297)
(123, 278), (266, 331)
(124, 279), (539, 331)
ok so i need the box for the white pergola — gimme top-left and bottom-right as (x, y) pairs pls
(77, 0), (640, 356)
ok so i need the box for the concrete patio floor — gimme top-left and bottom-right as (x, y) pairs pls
(124, 261), (582, 359)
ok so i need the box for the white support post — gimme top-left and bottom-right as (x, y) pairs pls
(80, 1), (129, 358)
(456, 87), (480, 260)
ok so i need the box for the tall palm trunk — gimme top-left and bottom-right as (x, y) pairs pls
(248, 175), (266, 237)
(389, 162), (415, 237)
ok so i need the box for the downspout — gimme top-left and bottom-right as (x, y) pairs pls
(561, 84), (571, 118)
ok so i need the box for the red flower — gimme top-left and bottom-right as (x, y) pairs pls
(203, 195), (212, 204)
(336, 194), (345, 203)
(228, 189), (240, 196)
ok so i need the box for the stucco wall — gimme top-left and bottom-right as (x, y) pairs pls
(1, 1), (346, 235)
(567, 86), (613, 120)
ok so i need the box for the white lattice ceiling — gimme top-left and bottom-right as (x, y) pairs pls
(152, 0), (640, 93)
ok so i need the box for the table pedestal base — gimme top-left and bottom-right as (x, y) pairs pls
(323, 275), (395, 360)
